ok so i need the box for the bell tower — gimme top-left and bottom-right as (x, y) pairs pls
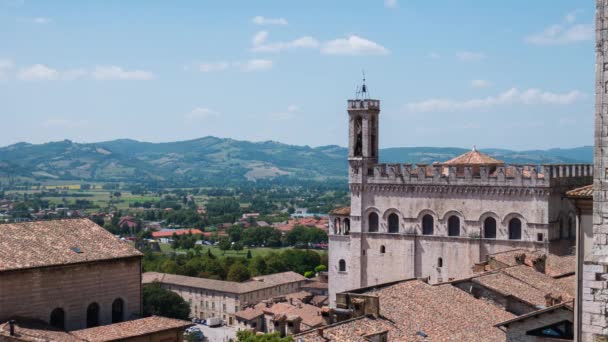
(347, 77), (380, 180)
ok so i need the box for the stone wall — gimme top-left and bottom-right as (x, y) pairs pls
(0, 257), (142, 331)
(582, 0), (608, 340)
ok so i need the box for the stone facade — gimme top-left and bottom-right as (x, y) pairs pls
(0, 258), (142, 331)
(582, 1), (608, 340)
(329, 92), (592, 306)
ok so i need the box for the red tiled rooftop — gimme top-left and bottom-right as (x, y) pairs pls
(443, 148), (504, 166)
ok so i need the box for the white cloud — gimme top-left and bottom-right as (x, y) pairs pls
(321, 35), (389, 55)
(404, 87), (585, 113)
(471, 79), (491, 88)
(429, 52), (441, 60)
(90, 66), (155, 80)
(198, 62), (230, 73)
(385, 0), (397, 8)
(185, 107), (219, 121)
(18, 64), (59, 80)
(525, 10), (592, 45)
(252, 31), (319, 53)
(456, 51), (486, 62)
(252, 16), (288, 26)
(270, 105), (299, 120)
(241, 59), (273, 72)
(17, 64), (154, 81)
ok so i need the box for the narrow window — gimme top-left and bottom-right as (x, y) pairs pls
(380, 245), (386, 254)
(334, 218), (340, 235)
(339, 259), (346, 272)
(537, 233), (544, 242)
(568, 217), (575, 240)
(483, 217), (496, 239)
(344, 218), (350, 235)
(509, 218), (522, 240)
(368, 212), (379, 232)
(448, 216), (460, 237)
(111, 298), (124, 323)
(422, 215), (434, 235)
(388, 213), (399, 233)
(86, 303), (100, 328)
(354, 117), (363, 157)
(438, 257), (443, 268)
(50, 308), (65, 330)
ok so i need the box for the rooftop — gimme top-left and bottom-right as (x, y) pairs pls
(488, 249), (575, 278)
(443, 148), (504, 166)
(143, 271), (307, 294)
(295, 315), (401, 342)
(0, 219), (142, 273)
(329, 207), (350, 216)
(566, 184), (593, 199)
(71, 316), (192, 341)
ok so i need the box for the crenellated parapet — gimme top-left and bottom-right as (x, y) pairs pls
(353, 163), (593, 188)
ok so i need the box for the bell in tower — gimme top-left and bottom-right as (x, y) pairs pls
(347, 76), (380, 163)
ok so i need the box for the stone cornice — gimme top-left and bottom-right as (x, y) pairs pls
(349, 183), (551, 197)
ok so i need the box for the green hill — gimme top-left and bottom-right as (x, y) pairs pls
(0, 137), (593, 186)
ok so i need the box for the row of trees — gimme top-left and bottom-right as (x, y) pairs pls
(143, 248), (327, 282)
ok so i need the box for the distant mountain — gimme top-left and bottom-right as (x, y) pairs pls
(0, 137), (593, 186)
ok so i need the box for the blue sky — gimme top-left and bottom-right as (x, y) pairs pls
(0, 0), (594, 150)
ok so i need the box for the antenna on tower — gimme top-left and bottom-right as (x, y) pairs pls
(356, 69), (370, 99)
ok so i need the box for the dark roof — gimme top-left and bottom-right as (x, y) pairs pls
(495, 301), (573, 327)
(0, 219), (142, 273)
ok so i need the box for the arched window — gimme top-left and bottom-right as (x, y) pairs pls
(333, 218), (340, 235)
(112, 298), (124, 323)
(422, 215), (434, 235)
(388, 213), (399, 233)
(339, 259), (346, 272)
(509, 218), (522, 240)
(484, 217), (496, 239)
(568, 217), (575, 240)
(344, 218), (350, 235)
(354, 117), (363, 157)
(438, 257), (443, 268)
(448, 216), (460, 237)
(49, 308), (65, 330)
(380, 245), (386, 254)
(368, 212), (379, 232)
(86, 302), (100, 328)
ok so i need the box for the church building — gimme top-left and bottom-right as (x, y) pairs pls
(328, 84), (592, 306)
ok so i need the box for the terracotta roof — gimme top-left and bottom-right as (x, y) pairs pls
(566, 184), (593, 199)
(310, 295), (328, 307)
(296, 315), (400, 342)
(71, 316), (192, 341)
(488, 249), (575, 278)
(366, 280), (515, 341)
(302, 281), (329, 290)
(0, 219), (142, 273)
(329, 207), (350, 216)
(143, 271), (306, 294)
(495, 301), (574, 328)
(235, 303), (266, 320)
(443, 148), (504, 165)
(151, 228), (204, 238)
(0, 318), (81, 341)
(263, 302), (325, 329)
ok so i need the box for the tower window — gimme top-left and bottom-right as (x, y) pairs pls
(422, 215), (434, 235)
(344, 218), (350, 235)
(537, 233), (544, 242)
(438, 257), (443, 268)
(509, 218), (522, 240)
(368, 212), (379, 232)
(380, 245), (386, 254)
(388, 213), (399, 233)
(339, 259), (346, 272)
(483, 217), (496, 239)
(354, 117), (363, 157)
(448, 216), (460, 237)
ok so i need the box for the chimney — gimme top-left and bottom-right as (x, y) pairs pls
(317, 328), (324, 337)
(532, 255), (547, 274)
(9, 320), (15, 336)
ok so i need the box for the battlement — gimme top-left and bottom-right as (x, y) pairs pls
(356, 163), (593, 188)
(347, 99), (380, 110)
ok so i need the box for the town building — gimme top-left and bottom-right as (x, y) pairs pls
(0, 219), (143, 331)
(328, 85), (592, 306)
(143, 271), (308, 326)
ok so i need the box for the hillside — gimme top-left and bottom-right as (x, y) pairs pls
(0, 137), (593, 186)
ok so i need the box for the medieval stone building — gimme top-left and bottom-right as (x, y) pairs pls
(328, 88), (592, 306)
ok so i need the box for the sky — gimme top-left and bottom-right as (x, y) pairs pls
(0, 0), (595, 150)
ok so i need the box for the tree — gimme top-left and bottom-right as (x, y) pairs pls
(143, 283), (190, 320)
(246, 250), (253, 259)
(304, 271), (314, 278)
(227, 263), (250, 282)
(236, 330), (292, 342)
(314, 265), (327, 273)
(218, 237), (231, 252)
(233, 241), (244, 252)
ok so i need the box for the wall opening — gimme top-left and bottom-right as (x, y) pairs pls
(49, 308), (65, 331)
(339, 259), (346, 272)
(86, 303), (100, 328)
(368, 212), (379, 232)
(388, 213), (399, 233)
(509, 218), (522, 240)
(483, 217), (496, 239)
(448, 216), (460, 237)
(422, 215), (434, 235)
